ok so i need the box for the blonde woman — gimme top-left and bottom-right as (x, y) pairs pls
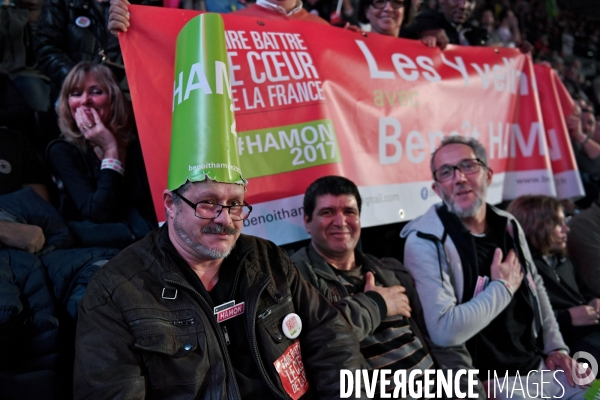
(47, 62), (156, 248)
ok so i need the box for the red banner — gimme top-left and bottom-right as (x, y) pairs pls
(120, 6), (582, 245)
(533, 64), (583, 199)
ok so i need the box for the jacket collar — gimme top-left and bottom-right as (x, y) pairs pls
(400, 202), (448, 239)
(306, 243), (374, 280)
(307, 244), (339, 281)
(401, 202), (517, 239)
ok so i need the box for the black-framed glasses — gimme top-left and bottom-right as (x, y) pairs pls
(433, 158), (486, 182)
(371, 0), (404, 9)
(172, 191), (252, 221)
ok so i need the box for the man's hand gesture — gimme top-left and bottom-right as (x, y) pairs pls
(490, 248), (524, 292)
(364, 271), (411, 318)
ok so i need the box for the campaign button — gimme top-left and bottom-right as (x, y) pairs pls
(75, 16), (91, 28)
(282, 313), (302, 339)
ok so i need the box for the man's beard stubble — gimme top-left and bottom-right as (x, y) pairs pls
(438, 178), (487, 219)
(173, 218), (239, 260)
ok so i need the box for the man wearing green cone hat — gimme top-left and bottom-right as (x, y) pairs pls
(74, 13), (365, 400)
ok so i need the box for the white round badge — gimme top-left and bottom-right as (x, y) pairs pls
(0, 160), (11, 174)
(75, 16), (91, 28)
(281, 313), (302, 339)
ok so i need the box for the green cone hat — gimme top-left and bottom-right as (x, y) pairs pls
(168, 13), (246, 191)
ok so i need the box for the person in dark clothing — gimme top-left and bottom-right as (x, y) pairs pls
(0, 127), (51, 201)
(291, 176), (436, 394)
(508, 195), (600, 371)
(0, 186), (119, 400)
(0, 132), (118, 399)
(572, 108), (600, 209)
(33, 0), (159, 98)
(47, 62), (156, 249)
(74, 177), (367, 399)
(401, 0), (488, 46)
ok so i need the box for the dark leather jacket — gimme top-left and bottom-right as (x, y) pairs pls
(402, 9), (489, 46)
(74, 225), (365, 399)
(291, 244), (431, 346)
(33, 0), (158, 94)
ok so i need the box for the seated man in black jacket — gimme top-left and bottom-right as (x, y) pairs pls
(73, 177), (366, 399)
(291, 176), (437, 395)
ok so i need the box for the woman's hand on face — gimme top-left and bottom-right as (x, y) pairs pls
(75, 108), (120, 159)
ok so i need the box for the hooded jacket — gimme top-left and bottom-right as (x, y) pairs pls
(400, 203), (566, 352)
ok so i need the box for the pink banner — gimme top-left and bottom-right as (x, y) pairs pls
(120, 6), (583, 244)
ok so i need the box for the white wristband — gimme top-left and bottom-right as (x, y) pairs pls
(496, 279), (514, 296)
(101, 158), (125, 176)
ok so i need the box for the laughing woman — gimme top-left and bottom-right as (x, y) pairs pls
(357, 0), (414, 38)
(357, 0), (447, 48)
(47, 62), (157, 248)
(507, 195), (600, 367)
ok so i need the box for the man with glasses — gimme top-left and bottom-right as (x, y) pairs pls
(400, 136), (586, 400)
(74, 178), (365, 399)
(291, 176), (436, 394)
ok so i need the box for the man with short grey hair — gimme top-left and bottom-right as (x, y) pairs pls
(401, 136), (588, 399)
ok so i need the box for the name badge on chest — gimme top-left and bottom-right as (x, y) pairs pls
(215, 301), (245, 323)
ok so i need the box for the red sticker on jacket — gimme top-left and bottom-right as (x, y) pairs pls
(273, 340), (309, 400)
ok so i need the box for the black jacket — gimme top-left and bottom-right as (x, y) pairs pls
(74, 225), (366, 399)
(402, 9), (489, 46)
(530, 251), (594, 338)
(47, 139), (157, 249)
(0, 187), (118, 399)
(33, 0), (159, 94)
(291, 244), (431, 346)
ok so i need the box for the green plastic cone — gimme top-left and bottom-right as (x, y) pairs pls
(168, 13), (246, 191)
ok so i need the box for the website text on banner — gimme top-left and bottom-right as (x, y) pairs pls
(119, 6), (581, 245)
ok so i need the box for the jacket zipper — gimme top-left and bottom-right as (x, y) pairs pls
(510, 220), (542, 331)
(250, 277), (289, 400)
(129, 316), (194, 326)
(257, 296), (293, 320)
(164, 278), (242, 400)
